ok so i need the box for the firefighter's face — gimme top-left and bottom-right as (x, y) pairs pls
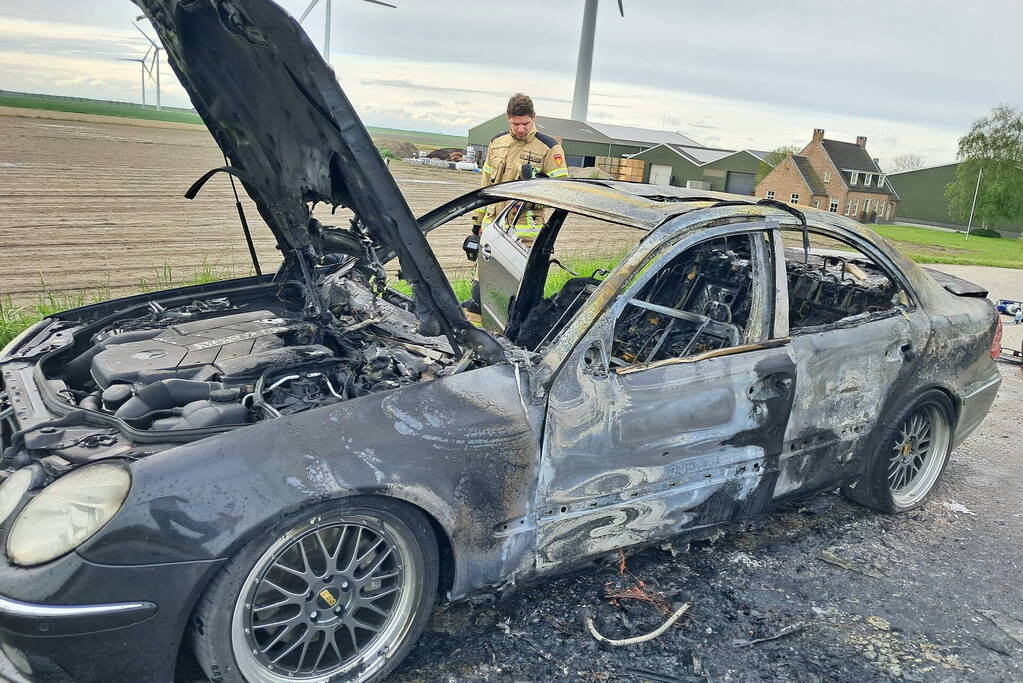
(507, 114), (534, 139)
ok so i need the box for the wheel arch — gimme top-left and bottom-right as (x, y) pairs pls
(907, 383), (960, 440)
(206, 487), (462, 606)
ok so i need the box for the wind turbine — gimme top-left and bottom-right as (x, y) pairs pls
(571, 0), (624, 122)
(133, 18), (162, 110)
(297, 0), (397, 62)
(118, 51), (153, 108)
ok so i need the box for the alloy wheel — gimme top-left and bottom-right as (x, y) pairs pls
(231, 515), (420, 682)
(888, 402), (950, 508)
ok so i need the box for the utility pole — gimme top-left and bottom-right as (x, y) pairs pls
(965, 166), (983, 240)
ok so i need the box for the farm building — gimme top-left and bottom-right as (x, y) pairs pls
(628, 144), (769, 194)
(888, 163), (1023, 236)
(466, 114), (701, 169)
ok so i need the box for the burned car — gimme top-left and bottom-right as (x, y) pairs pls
(0, 1), (1003, 681)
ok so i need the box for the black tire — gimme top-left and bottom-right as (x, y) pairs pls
(191, 497), (438, 683)
(842, 389), (955, 513)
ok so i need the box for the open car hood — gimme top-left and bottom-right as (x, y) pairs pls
(132, 0), (493, 356)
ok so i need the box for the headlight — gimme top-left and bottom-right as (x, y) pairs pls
(0, 467), (40, 526)
(7, 462), (131, 567)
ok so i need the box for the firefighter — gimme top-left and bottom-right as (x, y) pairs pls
(462, 93), (568, 319)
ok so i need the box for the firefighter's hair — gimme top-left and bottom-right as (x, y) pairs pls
(506, 93), (535, 118)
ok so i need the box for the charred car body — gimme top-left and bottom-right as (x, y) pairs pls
(0, 1), (1003, 681)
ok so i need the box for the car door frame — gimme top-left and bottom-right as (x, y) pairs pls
(477, 202), (531, 330)
(532, 218), (797, 573)
(773, 222), (930, 500)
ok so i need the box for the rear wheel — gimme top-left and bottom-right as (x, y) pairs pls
(192, 498), (438, 683)
(843, 390), (954, 513)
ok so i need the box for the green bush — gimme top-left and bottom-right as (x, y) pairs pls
(969, 227), (1002, 238)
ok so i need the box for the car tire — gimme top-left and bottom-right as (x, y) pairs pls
(842, 389), (955, 514)
(190, 497), (438, 683)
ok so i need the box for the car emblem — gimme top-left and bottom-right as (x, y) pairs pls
(318, 588), (338, 608)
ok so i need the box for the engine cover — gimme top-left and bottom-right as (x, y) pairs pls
(90, 310), (321, 388)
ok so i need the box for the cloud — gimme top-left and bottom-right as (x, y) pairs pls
(409, 99), (441, 107)
(358, 76), (571, 104)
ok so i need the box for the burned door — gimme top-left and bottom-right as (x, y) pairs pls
(478, 204), (529, 330)
(774, 228), (928, 498)
(535, 225), (795, 571)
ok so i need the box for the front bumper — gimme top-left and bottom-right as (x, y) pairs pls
(0, 595), (156, 637)
(0, 553), (224, 682)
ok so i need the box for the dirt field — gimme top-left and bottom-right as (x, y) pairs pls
(0, 114), (639, 303)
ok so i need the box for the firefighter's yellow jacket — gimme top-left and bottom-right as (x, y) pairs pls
(474, 125), (568, 238)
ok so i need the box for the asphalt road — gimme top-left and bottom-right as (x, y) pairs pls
(176, 365), (1022, 682)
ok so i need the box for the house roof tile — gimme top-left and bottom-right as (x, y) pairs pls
(792, 155), (827, 196)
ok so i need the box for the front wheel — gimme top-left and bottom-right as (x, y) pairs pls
(843, 390), (954, 513)
(191, 497), (438, 683)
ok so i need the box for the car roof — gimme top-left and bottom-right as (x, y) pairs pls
(478, 179), (793, 230)
(478, 179), (705, 229)
(479, 179), (890, 244)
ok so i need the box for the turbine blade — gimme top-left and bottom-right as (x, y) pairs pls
(133, 22), (159, 47)
(363, 0), (398, 7)
(298, 0), (321, 22)
(618, 0), (624, 17)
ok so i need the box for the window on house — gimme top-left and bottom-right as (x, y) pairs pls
(766, 190), (775, 200)
(782, 229), (909, 331)
(812, 198), (820, 208)
(850, 171), (859, 185)
(878, 175), (886, 188)
(823, 170), (831, 182)
(865, 199), (873, 213)
(864, 173), (873, 187)
(829, 198), (839, 212)
(845, 199), (854, 215)
(790, 193), (800, 204)
(853, 199), (860, 215)
(878, 201), (886, 218)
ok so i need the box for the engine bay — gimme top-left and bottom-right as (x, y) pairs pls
(40, 271), (460, 434)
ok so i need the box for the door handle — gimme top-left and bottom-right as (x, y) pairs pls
(481, 243), (492, 262)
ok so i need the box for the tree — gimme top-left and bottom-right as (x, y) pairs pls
(945, 104), (1023, 227)
(889, 153), (923, 172)
(756, 145), (798, 184)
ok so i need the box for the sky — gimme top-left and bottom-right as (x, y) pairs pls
(1, 0), (1019, 170)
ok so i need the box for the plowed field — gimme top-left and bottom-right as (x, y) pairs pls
(0, 114), (640, 303)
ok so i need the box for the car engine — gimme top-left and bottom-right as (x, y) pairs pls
(43, 273), (457, 433)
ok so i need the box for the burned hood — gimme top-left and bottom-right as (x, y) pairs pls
(133, 0), (495, 357)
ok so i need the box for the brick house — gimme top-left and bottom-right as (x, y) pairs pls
(755, 129), (899, 222)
